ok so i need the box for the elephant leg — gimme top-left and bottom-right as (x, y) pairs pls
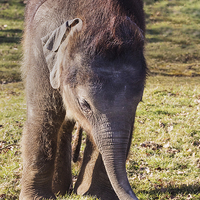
(74, 137), (118, 200)
(20, 104), (66, 199)
(126, 125), (134, 158)
(72, 123), (83, 163)
(20, 58), (67, 199)
(52, 120), (75, 195)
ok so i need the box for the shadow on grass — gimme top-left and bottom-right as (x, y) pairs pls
(0, 70), (22, 84)
(0, 14), (24, 21)
(0, 29), (22, 44)
(146, 37), (163, 43)
(0, 0), (25, 7)
(139, 183), (200, 197)
(150, 72), (200, 77)
(1, 28), (22, 33)
(0, 35), (21, 44)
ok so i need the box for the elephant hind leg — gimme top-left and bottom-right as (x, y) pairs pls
(52, 119), (75, 196)
(74, 137), (119, 200)
(72, 123), (83, 163)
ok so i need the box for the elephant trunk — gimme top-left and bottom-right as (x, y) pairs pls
(93, 126), (138, 200)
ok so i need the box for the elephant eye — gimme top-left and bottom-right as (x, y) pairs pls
(78, 99), (92, 114)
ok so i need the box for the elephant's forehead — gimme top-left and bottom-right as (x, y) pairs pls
(93, 67), (144, 93)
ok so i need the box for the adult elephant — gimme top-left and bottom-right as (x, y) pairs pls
(20, 0), (147, 199)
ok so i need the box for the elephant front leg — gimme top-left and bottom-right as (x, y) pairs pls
(20, 109), (66, 200)
(74, 137), (119, 200)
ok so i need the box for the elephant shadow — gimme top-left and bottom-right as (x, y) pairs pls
(138, 183), (200, 198)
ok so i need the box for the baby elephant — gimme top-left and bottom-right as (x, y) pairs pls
(20, 0), (147, 199)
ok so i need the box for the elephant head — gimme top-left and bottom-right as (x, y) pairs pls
(42, 17), (146, 200)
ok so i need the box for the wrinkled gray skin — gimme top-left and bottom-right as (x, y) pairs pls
(20, 0), (146, 200)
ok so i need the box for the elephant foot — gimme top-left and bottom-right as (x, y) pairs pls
(74, 137), (119, 200)
(20, 185), (55, 200)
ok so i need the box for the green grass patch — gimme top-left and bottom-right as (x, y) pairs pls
(144, 0), (200, 76)
(0, 0), (24, 84)
(0, 82), (25, 199)
(129, 76), (200, 199)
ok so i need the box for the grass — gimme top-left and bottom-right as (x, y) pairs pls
(145, 0), (200, 76)
(0, 0), (200, 199)
(129, 76), (200, 199)
(0, 0), (24, 84)
(0, 82), (25, 199)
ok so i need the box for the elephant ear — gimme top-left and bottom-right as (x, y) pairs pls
(41, 18), (83, 89)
